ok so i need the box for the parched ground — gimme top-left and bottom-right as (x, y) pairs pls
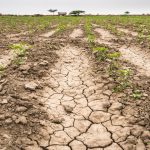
(0, 23), (150, 150)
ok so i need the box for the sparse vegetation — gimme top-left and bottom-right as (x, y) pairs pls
(131, 90), (142, 99)
(0, 15), (150, 150)
(10, 43), (31, 56)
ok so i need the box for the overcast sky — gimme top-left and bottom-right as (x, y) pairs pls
(0, 0), (150, 15)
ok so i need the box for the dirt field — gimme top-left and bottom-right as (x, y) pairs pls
(0, 15), (150, 150)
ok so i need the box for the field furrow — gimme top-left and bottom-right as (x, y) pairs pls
(0, 16), (150, 150)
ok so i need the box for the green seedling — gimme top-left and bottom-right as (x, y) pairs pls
(0, 64), (5, 75)
(10, 43), (31, 57)
(131, 90), (142, 99)
(0, 64), (5, 72)
(114, 69), (130, 92)
(93, 46), (108, 61)
(113, 82), (130, 92)
(87, 34), (95, 43)
(117, 69), (130, 79)
(93, 46), (108, 52)
(107, 52), (121, 60)
(108, 61), (120, 76)
(56, 24), (66, 33)
(13, 57), (24, 66)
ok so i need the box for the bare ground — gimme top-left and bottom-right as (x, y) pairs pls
(0, 26), (150, 150)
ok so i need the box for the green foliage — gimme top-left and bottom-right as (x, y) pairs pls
(131, 90), (142, 99)
(107, 52), (121, 60)
(124, 11), (130, 15)
(113, 69), (130, 92)
(108, 61), (120, 76)
(0, 64), (5, 75)
(10, 43), (31, 56)
(13, 57), (24, 66)
(84, 18), (96, 47)
(10, 43), (30, 67)
(93, 46), (108, 52)
(117, 69), (130, 79)
(87, 34), (95, 43)
(93, 46), (108, 61)
(69, 10), (85, 16)
(0, 64), (5, 72)
(56, 24), (66, 33)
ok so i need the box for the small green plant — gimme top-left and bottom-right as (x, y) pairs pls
(56, 24), (66, 33)
(93, 46), (108, 61)
(107, 52), (121, 60)
(93, 46), (108, 52)
(0, 64), (5, 75)
(117, 69), (130, 79)
(131, 90), (142, 99)
(0, 64), (5, 72)
(113, 69), (130, 92)
(10, 43), (31, 56)
(87, 34), (95, 43)
(13, 57), (24, 66)
(108, 61), (120, 76)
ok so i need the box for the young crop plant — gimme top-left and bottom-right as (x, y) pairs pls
(107, 52), (121, 60)
(10, 43), (31, 57)
(56, 24), (66, 33)
(107, 60), (121, 78)
(93, 46), (108, 61)
(84, 18), (95, 47)
(13, 57), (24, 66)
(0, 64), (5, 75)
(10, 43), (31, 66)
(113, 69), (131, 92)
(106, 50), (131, 92)
(87, 34), (95, 44)
(0, 64), (5, 72)
(131, 90), (142, 99)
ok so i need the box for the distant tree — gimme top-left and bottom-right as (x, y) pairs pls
(48, 9), (57, 15)
(69, 10), (85, 16)
(124, 11), (130, 15)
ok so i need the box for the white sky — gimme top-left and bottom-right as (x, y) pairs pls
(0, 0), (150, 15)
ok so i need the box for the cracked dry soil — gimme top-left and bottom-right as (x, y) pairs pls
(0, 28), (150, 150)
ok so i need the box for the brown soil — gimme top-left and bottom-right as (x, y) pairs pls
(0, 26), (149, 150)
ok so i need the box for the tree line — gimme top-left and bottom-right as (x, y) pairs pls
(48, 9), (85, 16)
